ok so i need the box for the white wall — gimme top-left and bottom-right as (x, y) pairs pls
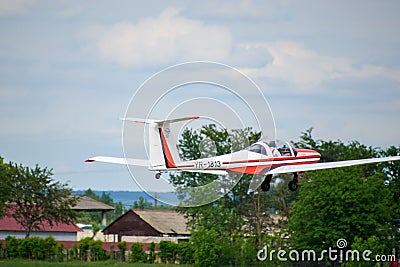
(122, 236), (189, 244)
(77, 228), (114, 241)
(0, 231), (78, 241)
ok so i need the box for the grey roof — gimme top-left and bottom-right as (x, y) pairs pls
(133, 209), (190, 235)
(72, 195), (115, 211)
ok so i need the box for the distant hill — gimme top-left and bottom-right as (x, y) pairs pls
(72, 190), (178, 209)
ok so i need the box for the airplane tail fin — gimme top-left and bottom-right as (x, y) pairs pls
(122, 116), (199, 170)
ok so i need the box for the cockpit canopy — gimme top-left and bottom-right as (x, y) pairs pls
(247, 143), (268, 155)
(246, 140), (296, 157)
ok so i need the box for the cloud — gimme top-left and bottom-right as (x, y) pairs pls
(189, 0), (268, 19)
(81, 8), (232, 68)
(186, 0), (290, 21)
(0, 87), (123, 140)
(240, 41), (400, 92)
(58, 5), (83, 18)
(0, 0), (34, 16)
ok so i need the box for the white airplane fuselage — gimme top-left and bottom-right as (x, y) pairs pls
(150, 141), (321, 176)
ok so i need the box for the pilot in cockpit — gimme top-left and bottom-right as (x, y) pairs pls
(269, 141), (292, 157)
(278, 145), (292, 156)
(268, 141), (282, 157)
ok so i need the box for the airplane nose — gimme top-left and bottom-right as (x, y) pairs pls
(308, 149), (321, 158)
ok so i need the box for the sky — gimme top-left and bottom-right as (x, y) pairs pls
(1, 0), (399, 192)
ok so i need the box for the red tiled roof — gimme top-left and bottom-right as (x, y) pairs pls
(0, 214), (82, 233)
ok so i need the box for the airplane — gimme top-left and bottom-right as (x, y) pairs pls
(85, 116), (400, 192)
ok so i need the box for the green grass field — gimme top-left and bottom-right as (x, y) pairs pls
(0, 260), (187, 267)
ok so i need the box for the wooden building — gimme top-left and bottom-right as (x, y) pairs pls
(72, 195), (115, 226)
(103, 209), (190, 243)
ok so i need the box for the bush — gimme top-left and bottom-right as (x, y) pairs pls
(90, 239), (108, 261)
(5, 236), (19, 258)
(5, 236), (60, 260)
(78, 237), (91, 261)
(0, 240), (3, 259)
(191, 227), (231, 267)
(148, 242), (156, 263)
(117, 241), (127, 261)
(56, 243), (65, 262)
(130, 242), (146, 263)
(19, 237), (46, 259)
(345, 236), (391, 267)
(69, 244), (79, 260)
(159, 240), (177, 264)
(44, 236), (57, 260)
(177, 241), (194, 264)
(78, 237), (108, 261)
(230, 236), (259, 267)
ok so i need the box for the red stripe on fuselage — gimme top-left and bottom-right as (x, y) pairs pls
(159, 128), (177, 168)
(227, 159), (320, 174)
(296, 148), (318, 153)
(227, 166), (271, 174)
(222, 155), (318, 165)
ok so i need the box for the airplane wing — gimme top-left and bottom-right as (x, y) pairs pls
(268, 156), (400, 175)
(84, 156), (228, 175)
(85, 156), (150, 167)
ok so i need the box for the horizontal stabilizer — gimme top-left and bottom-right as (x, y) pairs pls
(121, 116), (199, 125)
(85, 156), (150, 167)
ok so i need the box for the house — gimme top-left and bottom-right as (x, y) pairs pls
(102, 209), (190, 243)
(0, 195), (114, 242)
(72, 195), (115, 226)
(0, 213), (82, 241)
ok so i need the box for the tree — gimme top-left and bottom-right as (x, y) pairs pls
(191, 227), (231, 267)
(83, 188), (98, 200)
(346, 236), (390, 267)
(132, 196), (153, 209)
(381, 145), (400, 201)
(289, 167), (394, 252)
(289, 131), (396, 256)
(380, 145), (400, 252)
(0, 157), (11, 217)
(170, 125), (291, 266)
(6, 162), (77, 238)
(293, 128), (379, 164)
(91, 223), (100, 239)
(176, 241), (194, 264)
